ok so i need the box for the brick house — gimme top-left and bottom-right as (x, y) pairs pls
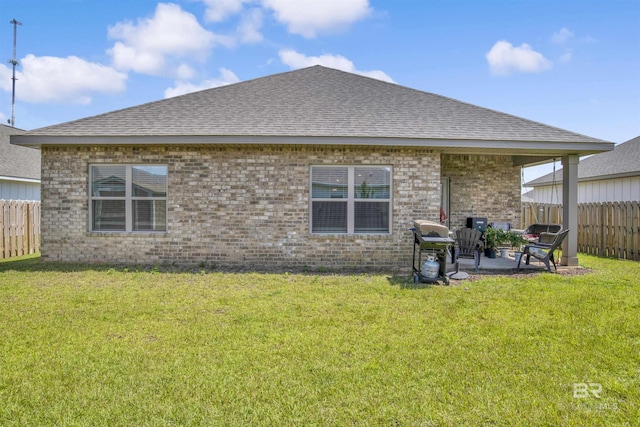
(12, 66), (613, 271)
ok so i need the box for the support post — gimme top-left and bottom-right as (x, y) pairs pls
(561, 155), (579, 266)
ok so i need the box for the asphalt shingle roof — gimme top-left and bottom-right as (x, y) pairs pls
(25, 66), (606, 144)
(0, 125), (40, 180)
(526, 135), (640, 186)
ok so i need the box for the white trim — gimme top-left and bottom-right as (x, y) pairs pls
(309, 165), (392, 235)
(88, 164), (168, 233)
(0, 175), (40, 183)
(12, 134), (615, 154)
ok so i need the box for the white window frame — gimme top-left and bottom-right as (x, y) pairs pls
(89, 164), (168, 233)
(310, 165), (392, 235)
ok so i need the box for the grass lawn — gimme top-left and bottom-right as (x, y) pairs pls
(0, 254), (638, 426)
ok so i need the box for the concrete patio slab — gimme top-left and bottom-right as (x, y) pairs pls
(447, 250), (568, 275)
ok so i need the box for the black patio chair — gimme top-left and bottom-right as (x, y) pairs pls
(517, 229), (570, 273)
(522, 223), (562, 242)
(453, 227), (483, 272)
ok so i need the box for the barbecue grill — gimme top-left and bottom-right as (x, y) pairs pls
(411, 220), (455, 285)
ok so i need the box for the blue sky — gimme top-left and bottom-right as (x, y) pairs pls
(1, 0), (639, 184)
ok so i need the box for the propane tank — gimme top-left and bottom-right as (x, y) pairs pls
(421, 255), (440, 279)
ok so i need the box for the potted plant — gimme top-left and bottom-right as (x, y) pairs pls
(483, 228), (527, 258)
(505, 231), (528, 263)
(500, 230), (528, 258)
(495, 228), (512, 257)
(483, 227), (499, 258)
(505, 231), (527, 251)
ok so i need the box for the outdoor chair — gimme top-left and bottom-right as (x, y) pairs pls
(517, 229), (570, 273)
(453, 227), (484, 272)
(522, 223), (562, 242)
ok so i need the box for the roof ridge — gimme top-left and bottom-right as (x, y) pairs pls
(28, 66), (321, 134)
(311, 67), (610, 144)
(20, 65), (613, 146)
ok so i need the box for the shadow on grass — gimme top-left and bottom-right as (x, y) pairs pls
(0, 255), (138, 273)
(1, 254), (555, 281)
(0, 254), (229, 274)
(386, 274), (437, 289)
(0, 254), (418, 279)
(3, 258), (551, 287)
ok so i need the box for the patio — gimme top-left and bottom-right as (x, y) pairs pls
(448, 250), (573, 277)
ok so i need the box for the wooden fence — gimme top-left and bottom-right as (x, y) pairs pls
(3, 199), (638, 261)
(0, 200), (41, 259)
(521, 202), (640, 261)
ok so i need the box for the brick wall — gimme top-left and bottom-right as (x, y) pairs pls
(442, 154), (521, 231)
(41, 145), (447, 272)
(41, 147), (521, 271)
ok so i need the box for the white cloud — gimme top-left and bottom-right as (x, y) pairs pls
(486, 41), (552, 76)
(198, 0), (263, 45)
(202, 0), (245, 22)
(164, 68), (240, 98)
(108, 42), (166, 76)
(552, 27), (574, 45)
(238, 8), (264, 43)
(107, 3), (217, 76)
(176, 63), (196, 80)
(198, 0), (370, 41)
(0, 54), (126, 104)
(262, 0), (371, 38)
(559, 50), (573, 64)
(551, 28), (580, 65)
(279, 49), (394, 83)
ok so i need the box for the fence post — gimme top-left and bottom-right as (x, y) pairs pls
(1, 202), (5, 258)
(629, 201), (636, 260)
(26, 202), (32, 255)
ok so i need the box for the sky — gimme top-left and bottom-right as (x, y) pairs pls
(1, 0), (639, 185)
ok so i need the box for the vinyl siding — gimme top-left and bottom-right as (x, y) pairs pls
(0, 179), (41, 201)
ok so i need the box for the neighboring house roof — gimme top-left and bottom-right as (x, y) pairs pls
(0, 124), (40, 181)
(525, 135), (640, 186)
(13, 65), (613, 162)
(521, 189), (534, 202)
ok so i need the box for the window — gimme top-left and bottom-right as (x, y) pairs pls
(310, 166), (391, 234)
(90, 164), (167, 232)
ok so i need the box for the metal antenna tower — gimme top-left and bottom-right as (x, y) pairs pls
(8, 19), (22, 127)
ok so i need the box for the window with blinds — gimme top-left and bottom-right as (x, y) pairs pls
(90, 164), (167, 232)
(310, 166), (391, 234)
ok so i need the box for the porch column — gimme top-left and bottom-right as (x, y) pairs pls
(561, 154), (579, 266)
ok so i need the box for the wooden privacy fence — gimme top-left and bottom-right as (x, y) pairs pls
(521, 202), (640, 261)
(578, 201), (639, 261)
(0, 200), (41, 259)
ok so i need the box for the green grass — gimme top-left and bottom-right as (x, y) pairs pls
(0, 254), (638, 426)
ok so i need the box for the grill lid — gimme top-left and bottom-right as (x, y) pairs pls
(413, 220), (449, 238)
